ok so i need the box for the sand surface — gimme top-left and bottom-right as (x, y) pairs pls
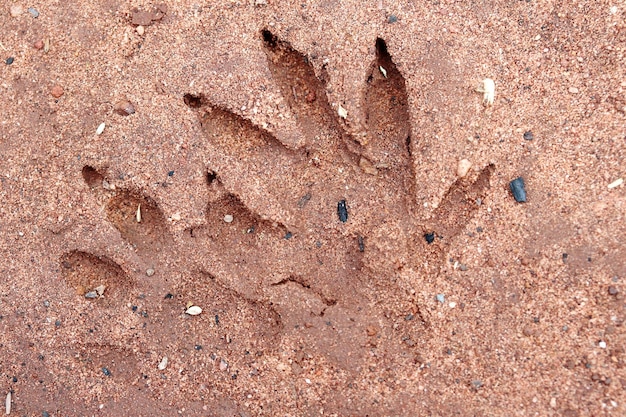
(1, 1), (625, 415)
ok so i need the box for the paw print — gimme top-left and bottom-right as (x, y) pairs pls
(57, 30), (493, 406)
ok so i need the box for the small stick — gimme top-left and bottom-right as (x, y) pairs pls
(136, 204), (141, 223)
(5, 391), (11, 415)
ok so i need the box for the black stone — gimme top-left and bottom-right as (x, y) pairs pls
(523, 131), (534, 141)
(285, 232), (293, 239)
(164, 293), (174, 299)
(167, 170), (174, 177)
(358, 235), (365, 252)
(388, 15), (398, 23)
(424, 232), (435, 244)
(102, 367), (111, 376)
(5, 57), (14, 65)
(337, 199), (348, 223)
(509, 177), (527, 202)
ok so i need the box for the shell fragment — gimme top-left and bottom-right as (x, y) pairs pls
(185, 305), (202, 316)
(338, 105), (348, 119)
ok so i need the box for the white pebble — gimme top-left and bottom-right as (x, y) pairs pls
(96, 122), (106, 135)
(477, 78), (495, 106)
(5, 391), (11, 415)
(379, 66), (387, 78)
(10, 5), (23, 17)
(457, 159), (472, 177)
(146, 268), (155, 277)
(607, 178), (623, 189)
(185, 305), (202, 315)
(599, 340), (607, 349)
(449, 302), (457, 308)
(219, 359), (228, 371)
(305, 378), (311, 384)
(171, 212), (181, 221)
(550, 397), (557, 408)
(158, 356), (168, 370)
(136, 25), (145, 35)
(223, 214), (234, 223)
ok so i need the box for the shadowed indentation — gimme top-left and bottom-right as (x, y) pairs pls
(261, 29), (342, 151)
(60, 250), (132, 301)
(364, 38), (412, 171)
(82, 165), (104, 188)
(428, 164), (495, 242)
(106, 190), (170, 254)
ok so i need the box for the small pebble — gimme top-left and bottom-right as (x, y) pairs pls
(337, 199), (348, 223)
(424, 232), (435, 244)
(459, 264), (468, 271)
(34, 40), (44, 50)
(194, 345), (202, 350)
(96, 123), (106, 135)
(509, 177), (527, 202)
(6, 391), (11, 415)
(608, 286), (618, 296)
(136, 25), (145, 35)
(185, 305), (202, 315)
(146, 268), (155, 277)
(171, 213), (181, 221)
(449, 302), (457, 308)
(223, 214), (234, 223)
(28, 7), (40, 18)
(219, 359), (228, 371)
(158, 356), (168, 370)
(84, 291), (98, 299)
(523, 131), (534, 141)
(167, 170), (175, 177)
(5, 57), (14, 65)
(113, 99), (135, 116)
(599, 340), (607, 349)
(10, 5), (23, 17)
(284, 232), (293, 239)
(102, 367), (111, 376)
(471, 380), (483, 388)
(388, 14), (398, 23)
(436, 294), (445, 303)
(568, 86), (579, 94)
(43, 300), (50, 307)
(457, 159), (472, 177)
(50, 85), (64, 98)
